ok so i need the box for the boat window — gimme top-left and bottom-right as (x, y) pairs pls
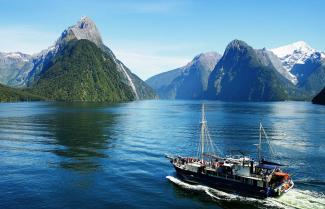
(219, 173), (226, 177)
(207, 170), (215, 175)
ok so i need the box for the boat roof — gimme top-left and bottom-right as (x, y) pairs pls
(245, 175), (263, 181)
(256, 163), (277, 170)
(187, 162), (203, 167)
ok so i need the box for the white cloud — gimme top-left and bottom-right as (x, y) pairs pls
(0, 26), (57, 55)
(105, 39), (198, 80)
(111, 1), (186, 14)
(114, 50), (189, 80)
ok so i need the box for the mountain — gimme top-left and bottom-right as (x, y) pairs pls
(291, 52), (325, 95)
(25, 16), (105, 86)
(29, 39), (135, 102)
(256, 49), (298, 84)
(0, 16), (155, 101)
(0, 83), (43, 102)
(146, 52), (221, 99)
(0, 52), (33, 86)
(206, 40), (292, 101)
(271, 41), (317, 72)
(270, 41), (325, 94)
(312, 87), (325, 105)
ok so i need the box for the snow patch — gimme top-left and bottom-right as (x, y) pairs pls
(270, 41), (318, 72)
(271, 41), (315, 58)
(321, 52), (325, 59)
(4, 52), (29, 62)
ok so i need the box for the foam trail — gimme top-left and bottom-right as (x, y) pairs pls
(166, 176), (254, 201)
(166, 176), (325, 209)
(268, 188), (325, 209)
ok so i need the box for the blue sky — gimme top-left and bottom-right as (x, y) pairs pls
(0, 0), (324, 79)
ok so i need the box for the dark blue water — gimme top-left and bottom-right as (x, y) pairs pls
(0, 100), (324, 209)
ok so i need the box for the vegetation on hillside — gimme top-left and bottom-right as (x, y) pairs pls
(207, 41), (290, 101)
(0, 84), (44, 102)
(30, 40), (135, 102)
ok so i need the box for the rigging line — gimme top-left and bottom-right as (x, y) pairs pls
(206, 127), (216, 156)
(197, 130), (201, 159)
(207, 126), (221, 156)
(204, 119), (214, 153)
(261, 124), (276, 157)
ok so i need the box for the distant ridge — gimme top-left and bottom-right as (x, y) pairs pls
(147, 39), (325, 101)
(146, 52), (221, 99)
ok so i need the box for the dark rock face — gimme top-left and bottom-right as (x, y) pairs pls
(206, 40), (291, 101)
(312, 87), (325, 105)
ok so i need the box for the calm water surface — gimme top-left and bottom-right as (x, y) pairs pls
(0, 100), (324, 209)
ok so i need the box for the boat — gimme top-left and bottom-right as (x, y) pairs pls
(166, 104), (294, 198)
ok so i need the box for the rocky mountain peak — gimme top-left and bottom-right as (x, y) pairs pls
(226, 39), (249, 49)
(188, 52), (221, 71)
(223, 39), (252, 58)
(56, 16), (103, 47)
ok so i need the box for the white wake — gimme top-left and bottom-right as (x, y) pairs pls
(166, 176), (325, 209)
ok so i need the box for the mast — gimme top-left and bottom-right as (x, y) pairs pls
(200, 104), (206, 162)
(258, 122), (262, 162)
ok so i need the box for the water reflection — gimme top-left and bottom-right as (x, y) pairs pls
(48, 103), (117, 172)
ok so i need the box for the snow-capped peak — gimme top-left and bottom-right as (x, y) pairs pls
(270, 41), (319, 72)
(1, 52), (30, 62)
(271, 41), (315, 58)
(321, 52), (325, 60)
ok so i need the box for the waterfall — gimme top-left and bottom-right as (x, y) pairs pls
(111, 55), (139, 100)
(119, 63), (139, 100)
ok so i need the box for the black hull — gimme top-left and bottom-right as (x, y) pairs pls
(173, 165), (271, 199)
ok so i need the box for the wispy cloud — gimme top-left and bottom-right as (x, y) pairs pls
(0, 25), (194, 80)
(0, 26), (57, 54)
(114, 50), (189, 80)
(111, 1), (186, 14)
(106, 39), (200, 79)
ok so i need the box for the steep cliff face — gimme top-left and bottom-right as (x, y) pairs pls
(312, 87), (325, 105)
(206, 40), (291, 101)
(146, 52), (221, 99)
(30, 40), (135, 102)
